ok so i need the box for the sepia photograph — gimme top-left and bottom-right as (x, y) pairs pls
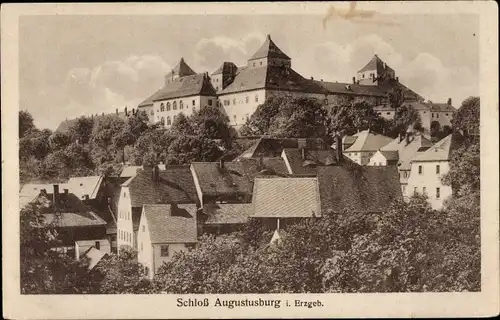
(2, 1), (499, 319)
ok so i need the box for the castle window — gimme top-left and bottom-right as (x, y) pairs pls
(253, 62), (255, 67)
(255, 95), (259, 102)
(160, 103), (165, 112)
(437, 113), (440, 118)
(161, 117), (165, 125)
(260, 61), (262, 66)
(418, 165), (423, 175)
(180, 101), (184, 109)
(224, 100), (230, 106)
(166, 102), (171, 111)
(445, 113), (449, 116)
(386, 112), (391, 115)
(362, 74), (365, 78)
(208, 99), (213, 106)
(173, 101), (177, 110)
(192, 100), (195, 106)
(167, 116), (171, 126)
(245, 96), (249, 103)
(436, 187), (441, 199)
(436, 165), (440, 174)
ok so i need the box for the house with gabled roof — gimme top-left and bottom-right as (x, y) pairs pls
(137, 204), (198, 279)
(342, 130), (393, 165)
(116, 165), (198, 253)
(190, 158), (288, 207)
(406, 134), (456, 209)
(201, 203), (253, 235)
(368, 131), (433, 195)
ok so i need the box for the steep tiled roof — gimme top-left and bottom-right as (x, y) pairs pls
(249, 35), (291, 61)
(358, 54), (395, 74)
(429, 103), (456, 113)
(402, 100), (431, 111)
(203, 203), (253, 224)
(237, 137), (326, 159)
(379, 150), (399, 161)
(124, 166), (198, 207)
(166, 58), (196, 78)
(191, 158), (288, 199)
(143, 204), (197, 244)
(137, 87), (168, 108)
(380, 134), (433, 170)
(66, 176), (104, 200)
(344, 130), (393, 152)
(20, 183), (69, 209)
(315, 80), (387, 97)
(317, 166), (402, 214)
(152, 73), (217, 101)
(252, 177), (321, 218)
(412, 134), (454, 162)
(282, 148), (339, 175)
(219, 66), (326, 95)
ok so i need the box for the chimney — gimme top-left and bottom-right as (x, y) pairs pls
(170, 203), (179, 216)
(53, 184), (59, 207)
(301, 148), (306, 160)
(219, 158), (224, 169)
(116, 108), (118, 115)
(64, 188), (69, 196)
(396, 77), (399, 82)
(84, 194), (90, 201)
(310, 76), (314, 80)
(352, 77), (356, 84)
(447, 98), (452, 106)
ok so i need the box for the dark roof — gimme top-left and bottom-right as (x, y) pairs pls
(203, 203), (253, 224)
(151, 73), (217, 102)
(166, 58), (196, 78)
(137, 87), (168, 108)
(212, 61), (238, 75)
(191, 158), (288, 198)
(252, 177), (321, 218)
(379, 150), (399, 161)
(380, 134), (433, 170)
(124, 166), (198, 208)
(317, 166), (402, 214)
(237, 137), (326, 159)
(428, 103), (456, 113)
(315, 80), (387, 97)
(282, 148), (339, 175)
(31, 192), (107, 228)
(249, 35), (291, 61)
(142, 204), (197, 243)
(219, 65), (326, 95)
(358, 54), (395, 74)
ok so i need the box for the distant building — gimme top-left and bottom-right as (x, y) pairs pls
(137, 204), (197, 279)
(402, 100), (456, 137)
(236, 137), (327, 160)
(368, 132), (433, 195)
(200, 203), (253, 235)
(281, 148), (339, 175)
(342, 130), (394, 165)
(116, 165), (198, 253)
(406, 134), (456, 210)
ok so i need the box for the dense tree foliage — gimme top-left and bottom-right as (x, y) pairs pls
(452, 96), (480, 138)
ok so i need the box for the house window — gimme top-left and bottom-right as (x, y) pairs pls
(260, 61), (263, 66)
(245, 96), (249, 103)
(123, 192), (127, 198)
(167, 116), (171, 126)
(208, 99), (213, 106)
(362, 74), (365, 78)
(160, 245), (169, 257)
(180, 101), (184, 109)
(445, 113), (449, 116)
(173, 101), (177, 110)
(223, 100), (229, 106)
(386, 112), (391, 115)
(436, 187), (441, 199)
(436, 165), (440, 174)
(142, 225), (145, 232)
(167, 102), (171, 111)
(437, 113), (440, 118)
(160, 103), (165, 112)
(432, 113), (434, 118)
(95, 241), (100, 250)
(418, 165), (423, 175)
(192, 100), (195, 106)
(255, 95), (259, 102)
(161, 117), (165, 125)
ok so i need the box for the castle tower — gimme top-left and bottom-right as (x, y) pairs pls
(211, 61), (238, 92)
(356, 54), (395, 86)
(165, 57), (196, 85)
(247, 34), (291, 69)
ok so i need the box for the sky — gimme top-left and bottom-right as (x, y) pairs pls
(19, 13), (479, 130)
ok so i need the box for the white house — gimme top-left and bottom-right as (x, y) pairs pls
(343, 130), (393, 165)
(406, 134), (455, 210)
(137, 204), (198, 279)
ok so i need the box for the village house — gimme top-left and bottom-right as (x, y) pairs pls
(317, 165), (403, 215)
(251, 177), (321, 230)
(402, 100), (456, 138)
(406, 134), (455, 210)
(200, 203), (254, 235)
(368, 131), (433, 195)
(28, 185), (109, 258)
(190, 158), (288, 207)
(342, 130), (394, 165)
(137, 204), (198, 279)
(116, 165), (198, 253)
(236, 137), (327, 160)
(281, 148), (339, 175)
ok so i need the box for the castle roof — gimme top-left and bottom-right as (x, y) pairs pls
(212, 61), (238, 75)
(358, 54), (394, 74)
(249, 35), (291, 61)
(167, 58), (196, 77)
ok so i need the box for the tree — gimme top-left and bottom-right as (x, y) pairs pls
(19, 110), (36, 138)
(170, 112), (195, 136)
(49, 131), (71, 151)
(68, 116), (95, 144)
(442, 138), (480, 198)
(387, 104), (423, 137)
(430, 121), (441, 137)
(240, 96), (284, 136)
(329, 102), (381, 136)
(190, 106), (231, 140)
(19, 128), (52, 161)
(452, 96), (480, 138)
